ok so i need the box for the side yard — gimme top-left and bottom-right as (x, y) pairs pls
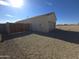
(0, 25), (79, 59)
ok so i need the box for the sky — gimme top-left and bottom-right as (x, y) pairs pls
(0, 0), (79, 24)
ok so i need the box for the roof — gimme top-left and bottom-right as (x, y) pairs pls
(17, 12), (55, 23)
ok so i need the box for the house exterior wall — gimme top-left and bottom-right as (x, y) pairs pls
(47, 12), (56, 31)
(31, 15), (49, 32)
(17, 12), (56, 32)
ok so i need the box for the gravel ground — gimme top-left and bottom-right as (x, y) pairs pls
(0, 25), (79, 59)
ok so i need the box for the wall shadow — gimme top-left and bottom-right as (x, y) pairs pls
(34, 29), (79, 44)
(1, 29), (79, 44)
(2, 31), (32, 42)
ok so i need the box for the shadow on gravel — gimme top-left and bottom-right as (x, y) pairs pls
(34, 29), (79, 44)
(2, 31), (32, 42)
(1, 29), (79, 44)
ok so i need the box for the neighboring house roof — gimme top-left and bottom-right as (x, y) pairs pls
(16, 12), (56, 23)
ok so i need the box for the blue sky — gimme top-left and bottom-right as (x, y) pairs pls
(0, 0), (79, 24)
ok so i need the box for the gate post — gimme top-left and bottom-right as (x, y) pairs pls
(0, 34), (2, 42)
(6, 22), (10, 33)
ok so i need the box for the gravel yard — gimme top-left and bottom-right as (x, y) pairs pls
(0, 25), (79, 59)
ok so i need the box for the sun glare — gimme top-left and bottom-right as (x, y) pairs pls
(9, 0), (24, 8)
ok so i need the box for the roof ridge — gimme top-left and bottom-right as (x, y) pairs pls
(17, 12), (54, 22)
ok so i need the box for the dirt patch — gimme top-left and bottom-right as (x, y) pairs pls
(0, 25), (79, 59)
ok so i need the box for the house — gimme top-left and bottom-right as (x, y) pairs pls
(17, 12), (57, 33)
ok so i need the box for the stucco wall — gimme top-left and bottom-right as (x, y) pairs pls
(17, 12), (56, 32)
(31, 15), (49, 32)
(47, 12), (56, 31)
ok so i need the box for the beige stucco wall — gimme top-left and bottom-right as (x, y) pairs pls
(47, 12), (56, 31)
(18, 12), (56, 32)
(31, 15), (49, 32)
